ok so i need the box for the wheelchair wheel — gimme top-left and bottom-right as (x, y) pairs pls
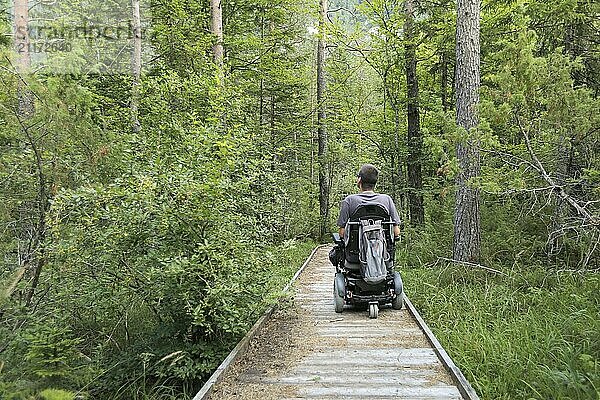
(333, 273), (345, 313)
(392, 272), (403, 310)
(392, 293), (404, 310)
(368, 302), (379, 319)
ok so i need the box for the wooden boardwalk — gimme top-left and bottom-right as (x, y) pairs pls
(195, 246), (479, 400)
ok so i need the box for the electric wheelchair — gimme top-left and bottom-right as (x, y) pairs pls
(331, 204), (404, 319)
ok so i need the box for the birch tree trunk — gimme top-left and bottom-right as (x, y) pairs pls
(210, 0), (226, 131)
(15, 0), (33, 118)
(14, 0), (29, 70)
(317, 0), (330, 238)
(210, 0), (224, 75)
(131, 0), (142, 134)
(405, 0), (424, 225)
(453, 0), (481, 262)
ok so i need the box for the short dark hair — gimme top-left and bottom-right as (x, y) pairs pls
(358, 164), (378, 190)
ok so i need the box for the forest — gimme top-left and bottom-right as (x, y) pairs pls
(0, 0), (599, 398)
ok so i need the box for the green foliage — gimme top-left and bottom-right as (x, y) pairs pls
(1, 0), (599, 398)
(22, 324), (82, 379)
(39, 389), (75, 400)
(42, 117), (317, 395)
(1, 0), (319, 396)
(404, 265), (600, 399)
(479, 28), (600, 267)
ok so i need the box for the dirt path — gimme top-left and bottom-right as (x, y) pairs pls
(207, 247), (463, 399)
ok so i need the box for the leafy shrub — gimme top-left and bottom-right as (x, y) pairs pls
(39, 155), (316, 397)
(39, 389), (75, 400)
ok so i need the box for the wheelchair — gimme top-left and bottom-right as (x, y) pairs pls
(331, 204), (404, 319)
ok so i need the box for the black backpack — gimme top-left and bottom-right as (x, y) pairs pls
(358, 219), (389, 284)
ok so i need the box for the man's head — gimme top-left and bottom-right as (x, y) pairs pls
(357, 164), (378, 191)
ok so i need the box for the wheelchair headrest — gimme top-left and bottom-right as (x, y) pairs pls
(349, 204), (390, 221)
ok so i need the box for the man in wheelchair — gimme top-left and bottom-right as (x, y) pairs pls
(330, 164), (404, 318)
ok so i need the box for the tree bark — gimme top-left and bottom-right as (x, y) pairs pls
(14, 0), (43, 307)
(405, 0), (424, 225)
(441, 50), (449, 111)
(317, 0), (330, 238)
(14, 0), (33, 118)
(131, 0), (142, 134)
(210, 0), (224, 74)
(14, 0), (29, 72)
(453, 0), (481, 262)
(23, 126), (47, 309)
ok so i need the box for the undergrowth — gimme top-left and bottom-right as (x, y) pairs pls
(403, 263), (600, 399)
(0, 240), (317, 400)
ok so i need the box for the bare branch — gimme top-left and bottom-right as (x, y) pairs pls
(436, 257), (505, 275)
(516, 114), (599, 226)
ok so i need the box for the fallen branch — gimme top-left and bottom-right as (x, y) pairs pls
(436, 257), (505, 275)
(551, 268), (600, 274)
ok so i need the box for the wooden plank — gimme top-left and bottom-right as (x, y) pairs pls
(301, 347), (438, 358)
(281, 365), (449, 376)
(296, 385), (463, 398)
(239, 371), (451, 385)
(295, 356), (441, 367)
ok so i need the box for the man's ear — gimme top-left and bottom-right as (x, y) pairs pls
(357, 177), (362, 189)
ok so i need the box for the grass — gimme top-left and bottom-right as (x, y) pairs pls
(403, 263), (600, 399)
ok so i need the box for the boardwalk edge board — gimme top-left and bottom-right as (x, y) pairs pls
(403, 295), (481, 400)
(192, 244), (327, 400)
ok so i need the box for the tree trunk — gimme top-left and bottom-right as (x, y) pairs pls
(210, 0), (227, 131)
(405, 0), (424, 225)
(15, 0), (33, 118)
(317, 0), (330, 238)
(453, 0), (481, 262)
(14, 0), (29, 72)
(210, 0), (224, 74)
(131, 0), (142, 134)
(441, 50), (449, 111)
(14, 0), (43, 308)
(271, 94), (277, 166)
(23, 128), (47, 309)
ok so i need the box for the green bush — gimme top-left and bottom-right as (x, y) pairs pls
(39, 389), (75, 400)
